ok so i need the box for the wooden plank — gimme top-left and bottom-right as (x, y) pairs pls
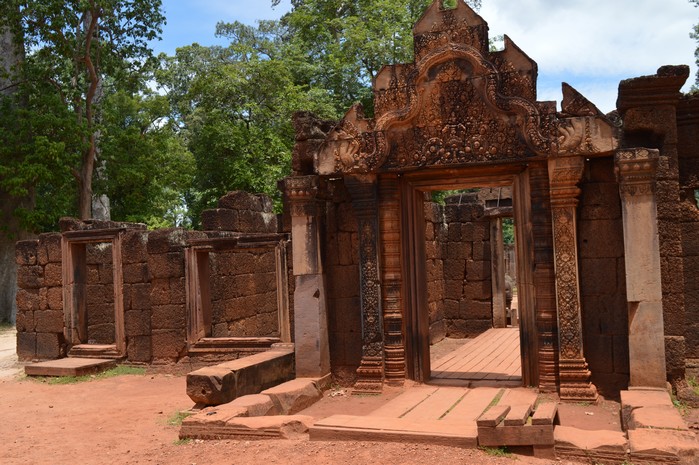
(439, 330), (513, 379)
(450, 329), (517, 377)
(401, 387), (467, 421)
(503, 403), (532, 426)
(476, 404), (510, 427)
(442, 387), (502, 423)
(433, 329), (503, 373)
(369, 386), (439, 418)
(454, 333), (514, 380)
(531, 402), (558, 425)
(477, 424), (555, 446)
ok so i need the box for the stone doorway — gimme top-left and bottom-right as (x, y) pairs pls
(398, 165), (537, 387)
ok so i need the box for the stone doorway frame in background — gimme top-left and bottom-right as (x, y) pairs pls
(61, 227), (126, 358)
(398, 164), (537, 387)
(184, 234), (292, 354)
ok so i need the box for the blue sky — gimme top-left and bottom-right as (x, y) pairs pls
(153, 0), (698, 113)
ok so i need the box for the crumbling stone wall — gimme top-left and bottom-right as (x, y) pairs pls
(15, 191), (290, 366)
(577, 158), (629, 394)
(442, 193), (492, 338)
(677, 95), (699, 377)
(424, 200), (446, 344)
(15, 233), (64, 360)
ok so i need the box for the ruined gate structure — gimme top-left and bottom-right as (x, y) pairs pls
(14, 0), (699, 402)
(283, 0), (699, 400)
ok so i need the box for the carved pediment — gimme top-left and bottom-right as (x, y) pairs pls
(315, 0), (615, 176)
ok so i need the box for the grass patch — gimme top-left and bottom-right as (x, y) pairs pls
(167, 411), (192, 427)
(32, 365), (146, 385)
(480, 446), (513, 458)
(688, 377), (699, 396)
(173, 438), (192, 446)
(672, 395), (690, 416)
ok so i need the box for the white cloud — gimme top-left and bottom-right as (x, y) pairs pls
(480, 0), (697, 110)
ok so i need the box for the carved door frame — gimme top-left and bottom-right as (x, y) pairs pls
(396, 164), (538, 386)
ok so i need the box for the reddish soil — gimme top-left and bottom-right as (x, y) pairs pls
(0, 372), (590, 465)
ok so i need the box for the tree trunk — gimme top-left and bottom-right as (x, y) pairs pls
(0, 25), (32, 324)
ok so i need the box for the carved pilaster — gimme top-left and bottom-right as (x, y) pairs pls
(346, 175), (385, 394)
(286, 176), (319, 219)
(548, 156), (598, 402)
(378, 174), (405, 385)
(528, 162), (557, 392)
(615, 148), (667, 389)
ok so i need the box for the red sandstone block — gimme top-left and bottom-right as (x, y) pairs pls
(151, 329), (186, 361)
(16, 240), (38, 266)
(35, 310), (64, 334)
(127, 335), (152, 363)
(15, 311), (35, 332)
(36, 332), (62, 360)
(16, 289), (40, 312)
(17, 265), (44, 289)
(461, 300), (493, 320)
(47, 287), (62, 311)
(150, 279), (170, 306)
(146, 228), (204, 254)
(149, 252), (184, 279)
(125, 310), (152, 336)
(217, 191), (264, 212)
(151, 304), (186, 331)
(130, 283), (151, 310)
(121, 231), (148, 265)
(43, 263), (62, 287)
(123, 262), (149, 284)
(201, 208), (239, 231)
(17, 332), (37, 361)
(39, 233), (63, 264)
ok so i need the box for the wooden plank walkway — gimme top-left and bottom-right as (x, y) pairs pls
(431, 327), (521, 382)
(311, 384), (541, 448)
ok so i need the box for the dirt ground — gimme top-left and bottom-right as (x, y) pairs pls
(0, 328), (590, 465)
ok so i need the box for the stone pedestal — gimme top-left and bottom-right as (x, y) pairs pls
(615, 149), (667, 389)
(286, 176), (330, 378)
(548, 156), (598, 402)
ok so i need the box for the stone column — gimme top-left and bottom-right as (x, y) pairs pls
(346, 175), (385, 394)
(378, 174), (405, 385)
(285, 176), (330, 379)
(548, 156), (598, 402)
(615, 148), (667, 389)
(490, 217), (507, 328)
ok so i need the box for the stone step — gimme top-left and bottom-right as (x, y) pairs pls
(25, 357), (116, 377)
(186, 344), (295, 406)
(554, 425), (628, 464)
(68, 344), (123, 360)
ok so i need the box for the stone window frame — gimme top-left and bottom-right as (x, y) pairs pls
(61, 228), (127, 356)
(185, 234), (291, 353)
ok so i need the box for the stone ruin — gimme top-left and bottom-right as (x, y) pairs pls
(14, 0), (699, 406)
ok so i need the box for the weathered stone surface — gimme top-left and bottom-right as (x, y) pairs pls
(261, 378), (323, 415)
(628, 429), (699, 464)
(554, 425), (627, 453)
(228, 394), (280, 417)
(180, 414), (313, 440)
(629, 405), (688, 430)
(16, 240), (38, 266)
(186, 347), (295, 405)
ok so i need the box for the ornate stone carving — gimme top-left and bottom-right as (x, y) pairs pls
(285, 176), (319, 217)
(548, 156), (598, 401)
(346, 175), (385, 394)
(378, 175), (405, 384)
(615, 148), (660, 197)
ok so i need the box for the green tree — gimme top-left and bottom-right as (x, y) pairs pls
(273, 0), (481, 113)
(0, 0), (166, 220)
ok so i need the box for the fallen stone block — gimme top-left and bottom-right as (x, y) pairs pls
(629, 429), (699, 464)
(630, 405), (689, 431)
(180, 414), (314, 440)
(261, 378), (323, 415)
(186, 347), (294, 405)
(182, 404), (249, 428)
(554, 425), (628, 464)
(228, 394), (280, 417)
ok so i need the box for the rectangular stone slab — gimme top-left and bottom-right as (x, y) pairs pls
(186, 347), (294, 405)
(476, 404), (510, 427)
(531, 402), (558, 425)
(24, 357), (116, 377)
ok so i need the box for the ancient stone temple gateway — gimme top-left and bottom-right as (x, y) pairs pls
(15, 0), (699, 406)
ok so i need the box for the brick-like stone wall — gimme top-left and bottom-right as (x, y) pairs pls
(577, 158), (629, 394)
(15, 191), (291, 366)
(15, 233), (65, 360)
(442, 193), (493, 338)
(210, 249), (279, 337)
(424, 201), (446, 344)
(323, 179), (362, 383)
